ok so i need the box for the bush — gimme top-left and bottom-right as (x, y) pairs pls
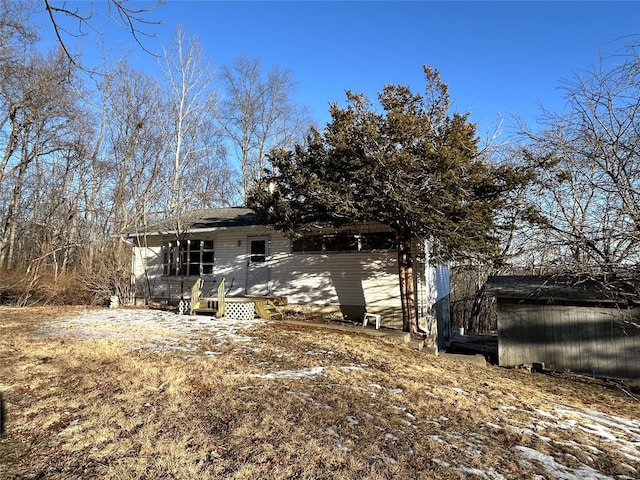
(0, 269), (99, 306)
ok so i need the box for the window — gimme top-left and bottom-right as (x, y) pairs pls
(292, 232), (396, 253)
(162, 239), (214, 276)
(250, 239), (267, 263)
(324, 234), (358, 252)
(360, 232), (396, 251)
(292, 235), (324, 253)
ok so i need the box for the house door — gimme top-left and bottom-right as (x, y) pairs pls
(246, 236), (270, 295)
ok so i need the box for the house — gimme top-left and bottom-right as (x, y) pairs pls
(484, 275), (640, 381)
(127, 207), (450, 337)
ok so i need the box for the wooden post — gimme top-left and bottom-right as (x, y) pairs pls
(216, 279), (226, 318)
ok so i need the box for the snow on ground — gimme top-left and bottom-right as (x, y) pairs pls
(38, 307), (266, 355)
(36, 308), (640, 479)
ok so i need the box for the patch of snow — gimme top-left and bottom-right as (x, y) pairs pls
(306, 349), (335, 356)
(451, 387), (468, 395)
(535, 409), (559, 420)
(367, 455), (397, 465)
(346, 415), (359, 426)
(513, 445), (615, 480)
(38, 308), (266, 355)
(325, 426), (351, 452)
(578, 422), (621, 442)
(247, 366), (326, 380)
(404, 411), (416, 421)
(459, 465), (507, 480)
(507, 425), (552, 443)
(546, 406), (640, 465)
(481, 422), (502, 430)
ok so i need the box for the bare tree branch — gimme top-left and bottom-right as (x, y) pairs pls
(43, 0), (163, 70)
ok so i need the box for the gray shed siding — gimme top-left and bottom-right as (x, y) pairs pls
(497, 300), (640, 380)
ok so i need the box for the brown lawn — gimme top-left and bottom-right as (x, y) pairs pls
(0, 306), (638, 479)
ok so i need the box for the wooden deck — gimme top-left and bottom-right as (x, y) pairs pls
(193, 295), (284, 321)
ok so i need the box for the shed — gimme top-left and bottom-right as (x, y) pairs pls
(485, 275), (640, 381)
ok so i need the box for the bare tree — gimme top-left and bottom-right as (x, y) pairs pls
(106, 62), (165, 233)
(521, 42), (640, 274)
(0, 48), (80, 269)
(159, 26), (234, 216)
(497, 39), (640, 308)
(217, 56), (311, 200)
(0, 1), (38, 58)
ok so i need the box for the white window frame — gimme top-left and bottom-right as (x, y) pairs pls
(162, 239), (215, 276)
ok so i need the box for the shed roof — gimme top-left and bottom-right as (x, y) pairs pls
(484, 275), (640, 305)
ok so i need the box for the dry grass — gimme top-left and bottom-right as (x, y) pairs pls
(1, 306), (638, 479)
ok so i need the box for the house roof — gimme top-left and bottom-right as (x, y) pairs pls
(129, 207), (396, 237)
(484, 275), (640, 305)
(130, 207), (261, 235)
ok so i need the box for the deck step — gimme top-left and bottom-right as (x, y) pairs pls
(190, 298), (219, 316)
(192, 308), (217, 315)
(255, 300), (283, 320)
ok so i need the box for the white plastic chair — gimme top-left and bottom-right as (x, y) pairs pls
(363, 312), (381, 329)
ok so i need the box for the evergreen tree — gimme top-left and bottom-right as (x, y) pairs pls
(249, 66), (532, 333)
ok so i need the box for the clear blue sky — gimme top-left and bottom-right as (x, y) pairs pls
(42, 1), (640, 137)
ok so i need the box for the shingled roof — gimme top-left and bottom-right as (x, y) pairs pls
(485, 275), (640, 305)
(132, 207), (261, 235)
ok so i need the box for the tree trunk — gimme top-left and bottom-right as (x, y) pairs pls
(0, 153), (30, 269)
(397, 230), (417, 334)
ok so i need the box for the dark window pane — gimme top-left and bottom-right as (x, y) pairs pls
(325, 234), (358, 252)
(250, 240), (266, 262)
(292, 235), (323, 252)
(202, 264), (214, 275)
(187, 264), (199, 276)
(202, 252), (214, 263)
(361, 232), (396, 251)
(203, 240), (214, 250)
(251, 240), (266, 255)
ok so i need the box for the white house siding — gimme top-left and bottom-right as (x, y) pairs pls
(267, 230), (402, 321)
(213, 228), (270, 296)
(131, 228), (403, 322)
(131, 245), (163, 303)
(414, 239), (451, 347)
(269, 249), (402, 322)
